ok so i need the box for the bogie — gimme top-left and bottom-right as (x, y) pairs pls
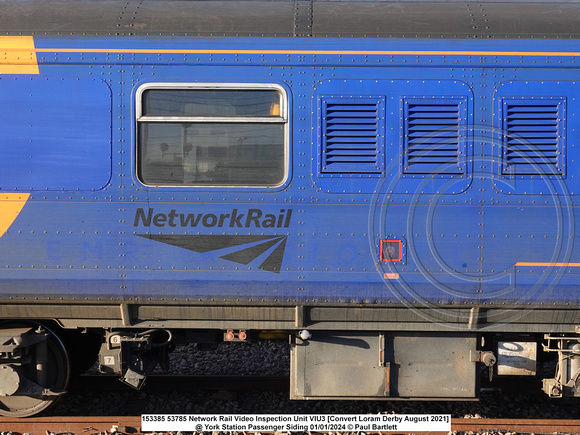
(0, 322), (70, 417)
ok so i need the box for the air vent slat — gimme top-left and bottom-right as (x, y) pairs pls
(326, 133), (376, 138)
(507, 105), (558, 113)
(507, 118), (558, 124)
(326, 118), (377, 124)
(506, 126), (558, 133)
(327, 157), (377, 164)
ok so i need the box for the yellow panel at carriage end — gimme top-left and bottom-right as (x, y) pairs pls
(0, 36), (39, 74)
(0, 193), (30, 237)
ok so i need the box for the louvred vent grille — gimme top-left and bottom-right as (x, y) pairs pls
(404, 98), (466, 174)
(502, 99), (564, 175)
(320, 97), (385, 174)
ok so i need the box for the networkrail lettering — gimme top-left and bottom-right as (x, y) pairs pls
(134, 208), (293, 228)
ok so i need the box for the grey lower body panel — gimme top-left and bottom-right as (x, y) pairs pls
(290, 331), (477, 400)
(0, 300), (578, 334)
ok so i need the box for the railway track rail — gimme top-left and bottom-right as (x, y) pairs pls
(453, 418), (580, 433)
(0, 417), (580, 434)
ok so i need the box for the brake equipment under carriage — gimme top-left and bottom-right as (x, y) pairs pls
(98, 329), (173, 389)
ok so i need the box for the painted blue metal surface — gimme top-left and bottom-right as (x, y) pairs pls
(1, 36), (580, 305)
(0, 76), (112, 191)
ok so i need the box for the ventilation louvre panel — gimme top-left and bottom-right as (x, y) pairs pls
(321, 97), (384, 174)
(403, 98), (466, 174)
(502, 99), (564, 175)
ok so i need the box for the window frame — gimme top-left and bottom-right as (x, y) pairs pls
(135, 82), (289, 189)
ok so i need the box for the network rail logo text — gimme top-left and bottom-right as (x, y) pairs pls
(133, 208), (293, 273)
(134, 207), (292, 228)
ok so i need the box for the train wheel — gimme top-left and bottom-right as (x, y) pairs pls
(0, 323), (70, 417)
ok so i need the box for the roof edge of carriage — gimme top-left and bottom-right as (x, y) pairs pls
(2, 0), (580, 39)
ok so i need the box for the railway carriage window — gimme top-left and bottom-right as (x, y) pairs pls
(136, 85), (287, 187)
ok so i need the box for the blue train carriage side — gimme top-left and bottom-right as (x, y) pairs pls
(0, 0), (580, 416)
